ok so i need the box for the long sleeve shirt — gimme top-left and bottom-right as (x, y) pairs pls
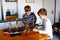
(39, 18), (53, 39)
(22, 12), (37, 24)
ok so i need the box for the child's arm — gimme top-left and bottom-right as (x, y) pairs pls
(33, 13), (37, 23)
(33, 28), (39, 32)
(39, 26), (45, 30)
(22, 15), (26, 24)
(32, 26), (45, 32)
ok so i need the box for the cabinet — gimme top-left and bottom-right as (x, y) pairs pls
(6, 15), (18, 20)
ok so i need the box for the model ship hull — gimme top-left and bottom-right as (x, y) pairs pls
(3, 26), (25, 37)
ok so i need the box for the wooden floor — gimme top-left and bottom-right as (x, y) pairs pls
(0, 30), (50, 40)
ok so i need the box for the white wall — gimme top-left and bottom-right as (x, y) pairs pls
(56, 0), (60, 23)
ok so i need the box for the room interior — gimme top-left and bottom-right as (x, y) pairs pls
(0, 0), (60, 40)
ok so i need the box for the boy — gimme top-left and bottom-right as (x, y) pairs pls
(33, 8), (53, 40)
(22, 5), (37, 30)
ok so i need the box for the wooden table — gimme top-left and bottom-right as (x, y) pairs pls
(0, 30), (50, 40)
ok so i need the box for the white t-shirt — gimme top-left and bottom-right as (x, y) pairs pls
(38, 18), (53, 38)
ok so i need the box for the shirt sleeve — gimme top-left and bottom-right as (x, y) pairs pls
(32, 13), (37, 23)
(22, 14), (26, 24)
(45, 18), (53, 38)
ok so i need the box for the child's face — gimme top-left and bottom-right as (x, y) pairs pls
(39, 13), (46, 20)
(25, 11), (31, 16)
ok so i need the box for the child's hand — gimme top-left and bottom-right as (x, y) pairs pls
(33, 28), (39, 32)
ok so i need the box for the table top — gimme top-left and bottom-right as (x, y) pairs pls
(0, 30), (50, 40)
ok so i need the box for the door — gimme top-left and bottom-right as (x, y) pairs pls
(56, 0), (60, 22)
(43, 0), (55, 25)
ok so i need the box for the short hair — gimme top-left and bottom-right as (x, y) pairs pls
(24, 5), (31, 12)
(37, 8), (47, 16)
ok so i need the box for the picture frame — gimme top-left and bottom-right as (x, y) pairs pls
(5, 0), (17, 2)
(26, 0), (34, 3)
